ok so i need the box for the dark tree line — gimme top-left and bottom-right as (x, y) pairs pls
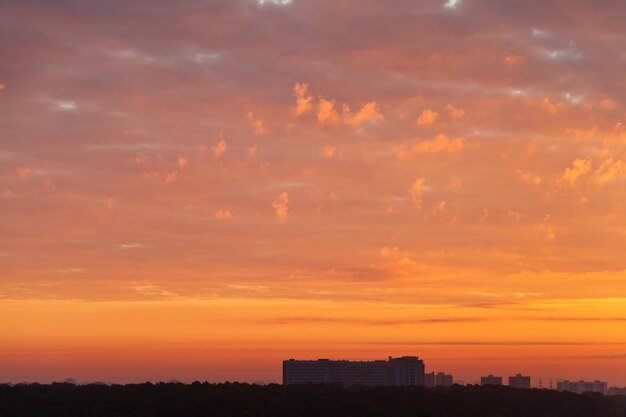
(1, 382), (625, 417)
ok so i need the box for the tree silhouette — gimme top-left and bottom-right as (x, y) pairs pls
(0, 382), (625, 417)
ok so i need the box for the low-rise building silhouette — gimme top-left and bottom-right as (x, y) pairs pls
(424, 371), (453, 387)
(283, 356), (425, 386)
(481, 375), (503, 386)
(424, 372), (435, 388)
(435, 372), (453, 387)
(557, 380), (607, 395)
(509, 374), (531, 389)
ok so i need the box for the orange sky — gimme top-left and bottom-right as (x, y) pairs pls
(1, 0), (626, 385)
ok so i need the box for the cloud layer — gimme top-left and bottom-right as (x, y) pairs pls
(1, 0), (626, 385)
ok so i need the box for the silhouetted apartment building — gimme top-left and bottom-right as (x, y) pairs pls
(283, 356), (425, 386)
(557, 380), (607, 395)
(387, 356), (425, 386)
(423, 371), (453, 387)
(435, 372), (453, 387)
(282, 359), (332, 384)
(424, 372), (435, 388)
(509, 374), (531, 389)
(481, 375), (503, 386)
(331, 360), (389, 386)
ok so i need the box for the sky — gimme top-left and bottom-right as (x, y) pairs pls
(1, 0), (626, 386)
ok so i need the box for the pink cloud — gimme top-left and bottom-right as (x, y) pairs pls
(247, 112), (267, 135)
(413, 134), (464, 153)
(409, 178), (426, 209)
(417, 109), (439, 126)
(317, 98), (341, 126)
(342, 102), (383, 128)
(215, 209), (233, 219)
(272, 192), (289, 220)
(445, 104), (465, 119)
(562, 159), (591, 185)
(292, 82), (313, 116)
(177, 156), (189, 168)
(16, 167), (31, 177)
(213, 133), (227, 159)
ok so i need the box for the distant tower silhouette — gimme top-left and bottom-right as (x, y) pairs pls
(549, 378), (553, 390)
(539, 378), (543, 389)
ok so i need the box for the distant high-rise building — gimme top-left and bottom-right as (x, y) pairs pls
(387, 356), (425, 386)
(424, 371), (454, 387)
(435, 372), (453, 387)
(332, 360), (389, 386)
(481, 375), (503, 386)
(509, 374), (531, 389)
(557, 380), (607, 395)
(282, 359), (332, 385)
(424, 372), (435, 388)
(283, 356), (425, 386)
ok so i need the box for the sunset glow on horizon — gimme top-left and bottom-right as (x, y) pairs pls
(1, 0), (626, 386)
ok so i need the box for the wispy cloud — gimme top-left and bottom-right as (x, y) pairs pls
(272, 192), (289, 220)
